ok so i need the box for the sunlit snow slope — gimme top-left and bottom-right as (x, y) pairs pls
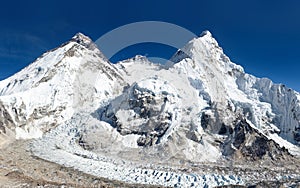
(0, 33), (125, 141)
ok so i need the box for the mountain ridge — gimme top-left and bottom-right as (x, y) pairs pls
(0, 31), (299, 187)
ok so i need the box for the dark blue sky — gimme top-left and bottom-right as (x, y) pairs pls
(0, 0), (299, 91)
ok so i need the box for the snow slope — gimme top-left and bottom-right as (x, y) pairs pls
(0, 33), (125, 140)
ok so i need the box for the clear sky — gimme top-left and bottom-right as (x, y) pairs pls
(0, 0), (299, 91)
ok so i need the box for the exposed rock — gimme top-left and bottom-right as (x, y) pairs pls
(222, 118), (291, 161)
(98, 78), (181, 146)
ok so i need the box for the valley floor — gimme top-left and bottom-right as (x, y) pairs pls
(0, 140), (156, 188)
(0, 139), (299, 187)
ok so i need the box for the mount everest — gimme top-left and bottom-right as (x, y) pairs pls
(0, 31), (299, 187)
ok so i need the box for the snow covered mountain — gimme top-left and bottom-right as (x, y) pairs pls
(0, 33), (125, 142)
(0, 31), (300, 187)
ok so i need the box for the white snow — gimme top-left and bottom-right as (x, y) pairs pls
(15, 126), (43, 139)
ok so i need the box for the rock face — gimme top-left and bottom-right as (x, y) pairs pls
(99, 77), (181, 147)
(222, 118), (290, 161)
(0, 31), (300, 187)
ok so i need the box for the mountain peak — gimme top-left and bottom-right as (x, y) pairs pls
(71, 32), (93, 46)
(170, 30), (220, 64)
(70, 32), (106, 58)
(199, 30), (212, 37)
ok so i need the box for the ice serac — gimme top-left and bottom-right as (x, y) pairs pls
(0, 33), (124, 141)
